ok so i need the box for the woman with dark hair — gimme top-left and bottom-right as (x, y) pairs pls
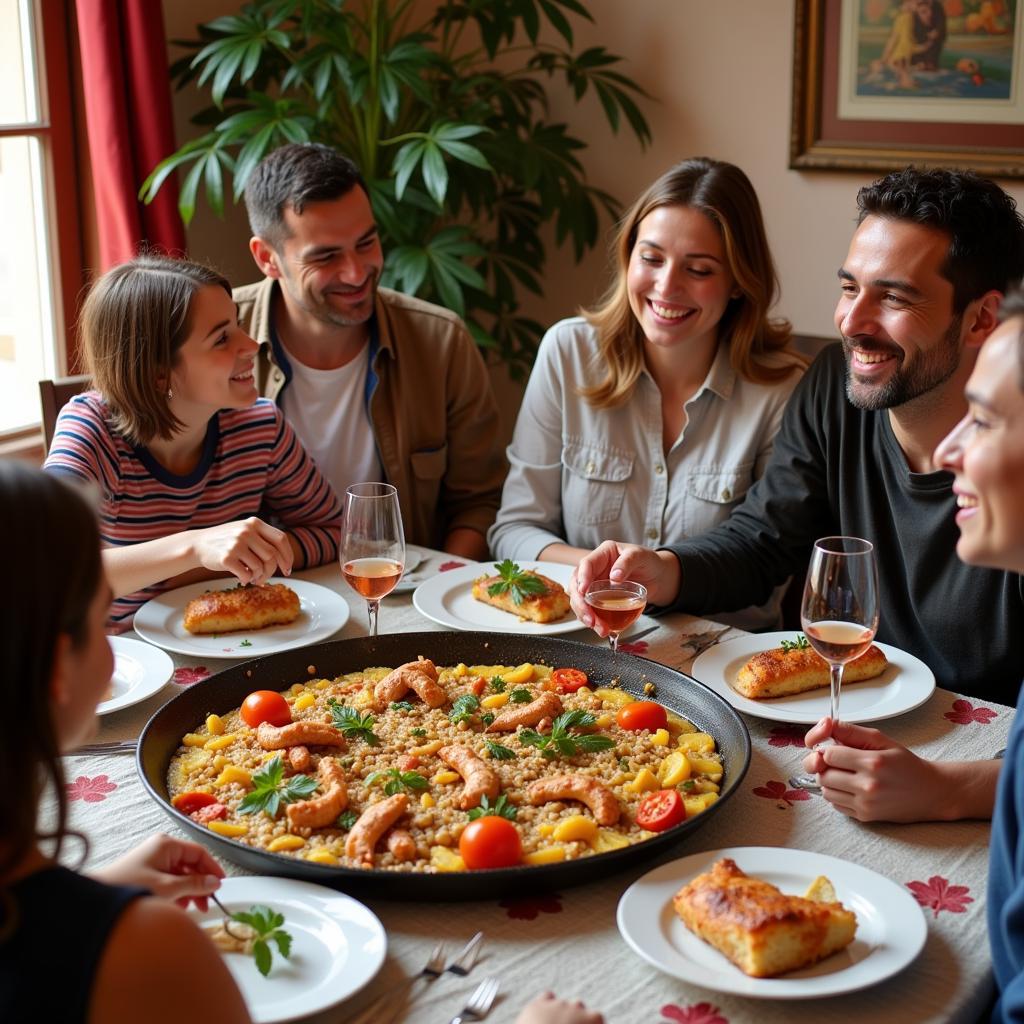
(488, 158), (805, 629)
(0, 461), (250, 1023)
(44, 254), (341, 628)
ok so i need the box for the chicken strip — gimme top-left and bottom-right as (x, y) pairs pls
(527, 773), (620, 826)
(345, 793), (409, 867)
(256, 720), (345, 750)
(373, 658), (448, 710)
(287, 745), (311, 772)
(285, 757), (348, 831)
(386, 828), (417, 863)
(487, 691), (563, 732)
(438, 744), (500, 810)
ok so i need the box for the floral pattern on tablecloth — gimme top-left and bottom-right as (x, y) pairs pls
(767, 725), (807, 748)
(439, 561), (467, 572)
(907, 876), (975, 917)
(66, 775), (118, 802)
(944, 699), (998, 726)
(753, 780), (812, 807)
(173, 666), (211, 686)
(617, 639), (649, 655)
(499, 893), (563, 920)
(661, 1003), (728, 1024)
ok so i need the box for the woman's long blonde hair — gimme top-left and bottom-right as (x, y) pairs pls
(581, 157), (801, 408)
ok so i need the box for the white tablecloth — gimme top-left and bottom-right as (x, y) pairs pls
(59, 553), (1009, 1024)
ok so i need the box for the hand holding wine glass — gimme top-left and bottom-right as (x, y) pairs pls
(340, 483), (405, 637)
(790, 535), (879, 790)
(583, 579), (647, 653)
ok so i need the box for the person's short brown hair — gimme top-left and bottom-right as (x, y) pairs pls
(997, 280), (1024, 391)
(81, 254), (231, 445)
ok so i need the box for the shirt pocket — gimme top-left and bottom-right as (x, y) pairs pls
(411, 443), (448, 481)
(562, 443), (634, 525)
(685, 464), (753, 537)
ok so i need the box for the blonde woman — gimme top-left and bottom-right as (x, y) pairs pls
(489, 157), (805, 628)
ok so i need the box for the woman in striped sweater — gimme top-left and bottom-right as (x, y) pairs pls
(45, 255), (342, 628)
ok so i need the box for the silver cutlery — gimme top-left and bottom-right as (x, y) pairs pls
(680, 625), (732, 657)
(69, 739), (138, 756)
(445, 931), (484, 976)
(447, 977), (499, 1024)
(351, 941), (447, 1024)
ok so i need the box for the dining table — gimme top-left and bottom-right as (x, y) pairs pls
(57, 550), (1009, 1024)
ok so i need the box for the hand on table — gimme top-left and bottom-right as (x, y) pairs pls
(569, 541), (680, 632)
(515, 992), (605, 1024)
(191, 517), (293, 585)
(91, 834), (225, 910)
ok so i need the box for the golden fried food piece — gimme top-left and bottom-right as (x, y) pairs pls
(471, 571), (570, 623)
(183, 583), (300, 635)
(734, 643), (887, 699)
(673, 858), (857, 978)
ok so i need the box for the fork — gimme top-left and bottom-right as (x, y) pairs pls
(69, 739), (138, 756)
(445, 931), (484, 976)
(352, 941), (447, 1024)
(447, 977), (499, 1024)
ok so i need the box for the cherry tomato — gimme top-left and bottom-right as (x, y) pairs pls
(615, 701), (668, 732)
(458, 816), (523, 869)
(551, 668), (589, 694)
(171, 791), (218, 815)
(240, 689), (292, 728)
(191, 802), (228, 823)
(399, 755), (421, 771)
(636, 789), (687, 832)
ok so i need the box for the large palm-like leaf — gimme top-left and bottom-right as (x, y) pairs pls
(143, 0), (651, 377)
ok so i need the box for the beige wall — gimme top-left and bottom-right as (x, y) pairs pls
(163, 0), (1024, 366)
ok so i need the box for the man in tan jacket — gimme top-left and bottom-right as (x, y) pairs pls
(234, 143), (505, 559)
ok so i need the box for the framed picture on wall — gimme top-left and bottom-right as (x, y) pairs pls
(791, 0), (1024, 178)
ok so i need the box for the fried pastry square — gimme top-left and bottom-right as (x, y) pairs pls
(183, 582), (300, 634)
(672, 858), (857, 978)
(471, 571), (570, 623)
(734, 643), (887, 699)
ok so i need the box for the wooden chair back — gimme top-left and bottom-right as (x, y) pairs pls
(38, 374), (91, 453)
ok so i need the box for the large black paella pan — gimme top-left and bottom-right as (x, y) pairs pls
(138, 631), (750, 899)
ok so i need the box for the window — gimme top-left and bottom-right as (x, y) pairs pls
(0, 0), (80, 441)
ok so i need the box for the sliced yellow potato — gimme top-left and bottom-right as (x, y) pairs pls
(552, 815), (598, 843)
(306, 849), (339, 866)
(208, 821), (248, 837)
(503, 663), (534, 685)
(524, 846), (566, 865)
(430, 846), (466, 872)
(682, 791), (719, 817)
(267, 834), (306, 852)
(657, 750), (691, 787)
(592, 828), (631, 853)
(625, 767), (660, 794)
(677, 732), (716, 754)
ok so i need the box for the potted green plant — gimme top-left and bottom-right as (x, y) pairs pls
(142, 0), (651, 377)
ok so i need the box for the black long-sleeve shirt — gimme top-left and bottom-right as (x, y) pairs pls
(665, 344), (1024, 704)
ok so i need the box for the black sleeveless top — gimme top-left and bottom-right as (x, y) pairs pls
(0, 866), (147, 1023)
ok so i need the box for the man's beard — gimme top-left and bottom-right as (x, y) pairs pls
(281, 265), (378, 328)
(843, 313), (963, 410)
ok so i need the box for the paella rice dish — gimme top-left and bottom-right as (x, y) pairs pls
(167, 659), (724, 872)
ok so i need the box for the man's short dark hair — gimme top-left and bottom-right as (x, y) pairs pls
(244, 143), (368, 249)
(998, 279), (1024, 391)
(856, 167), (1024, 313)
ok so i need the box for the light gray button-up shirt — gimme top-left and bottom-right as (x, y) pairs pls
(488, 318), (805, 630)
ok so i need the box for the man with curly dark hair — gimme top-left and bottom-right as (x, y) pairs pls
(570, 166), (1024, 824)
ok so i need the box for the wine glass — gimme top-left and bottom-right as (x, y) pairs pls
(789, 536), (879, 791)
(340, 482), (405, 637)
(583, 579), (648, 653)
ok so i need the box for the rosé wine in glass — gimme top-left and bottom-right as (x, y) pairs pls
(583, 579), (647, 653)
(342, 557), (403, 600)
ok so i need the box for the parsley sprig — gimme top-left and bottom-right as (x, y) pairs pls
(328, 700), (379, 745)
(485, 739), (517, 760)
(489, 676), (506, 693)
(237, 757), (318, 818)
(519, 710), (616, 760)
(365, 768), (429, 795)
(467, 793), (518, 821)
(487, 559), (547, 606)
(229, 904), (292, 977)
(390, 700), (415, 712)
(336, 809), (358, 830)
(780, 634), (810, 653)
(449, 693), (480, 725)
(509, 687), (532, 704)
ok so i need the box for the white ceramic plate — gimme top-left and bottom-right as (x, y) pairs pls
(134, 578), (350, 659)
(193, 876), (386, 1023)
(412, 560), (585, 634)
(617, 846), (926, 999)
(97, 636), (174, 715)
(391, 545), (427, 594)
(690, 632), (935, 725)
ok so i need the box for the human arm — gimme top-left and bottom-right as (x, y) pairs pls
(90, 834), (225, 911)
(515, 992), (605, 1024)
(802, 718), (999, 822)
(443, 526), (489, 560)
(90, 897), (251, 1024)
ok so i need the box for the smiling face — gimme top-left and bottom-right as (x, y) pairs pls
(626, 204), (737, 356)
(835, 216), (967, 410)
(270, 187), (383, 329)
(934, 317), (1024, 573)
(168, 285), (259, 418)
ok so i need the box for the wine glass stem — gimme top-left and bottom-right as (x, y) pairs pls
(608, 632), (619, 653)
(366, 598), (380, 637)
(828, 662), (844, 726)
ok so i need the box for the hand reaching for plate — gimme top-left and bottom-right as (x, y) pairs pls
(191, 517), (294, 585)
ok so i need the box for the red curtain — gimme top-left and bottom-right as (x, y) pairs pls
(76, 0), (185, 269)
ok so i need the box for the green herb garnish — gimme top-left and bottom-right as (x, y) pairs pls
(365, 768), (429, 796)
(519, 710), (615, 759)
(489, 676), (506, 693)
(486, 559), (547, 606)
(390, 700), (415, 712)
(480, 712), (495, 726)
(336, 809), (358, 829)
(680, 780), (696, 791)
(329, 703), (379, 745)
(411, 727), (427, 737)
(485, 739), (517, 760)
(780, 634), (810, 653)
(509, 687), (532, 704)
(467, 793), (518, 821)
(238, 639), (253, 648)
(228, 904), (292, 977)
(237, 757), (318, 818)
(449, 693), (480, 725)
